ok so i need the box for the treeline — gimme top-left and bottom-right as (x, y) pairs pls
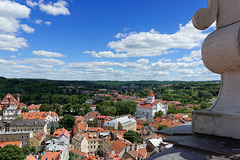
(96, 101), (137, 116)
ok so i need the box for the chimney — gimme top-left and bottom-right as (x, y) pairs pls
(16, 93), (20, 105)
(131, 145), (134, 151)
(135, 143), (138, 151)
(125, 144), (129, 152)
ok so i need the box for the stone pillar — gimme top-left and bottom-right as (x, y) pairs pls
(192, 0), (240, 139)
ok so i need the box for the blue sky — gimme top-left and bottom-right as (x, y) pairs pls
(0, 0), (220, 81)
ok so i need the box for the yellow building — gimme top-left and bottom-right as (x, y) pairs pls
(29, 130), (46, 147)
(8, 119), (47, 136)
(103, 116), (137, 131)
(72, 133), (89, 153)
(0, 131), (33, 146)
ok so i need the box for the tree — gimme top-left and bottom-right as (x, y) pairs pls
(30, 146), (36, 152)
(0, 145), (26, 160)
(144, 122), (149, 126)
(16, 116), (23, 119)
(193, 105), (201, 111)
(123, 130), (142, 143)
(21, 108), (29, 112)
(22, 145), (30, 156)
(59, 114), (75, 130)
(200, 102), (210, 109)
(154, 110), (164, 118)
(158, 125), (169, 130)
(50, 122), (55, 135)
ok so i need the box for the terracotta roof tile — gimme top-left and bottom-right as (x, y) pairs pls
(41, 151), (60, 160)
(53, 128), (70, 139)
(110, 140), (126, 153)
(148, 90), (155, 97)
(25, 154), (37, 160)
(0, 141), (22, 148)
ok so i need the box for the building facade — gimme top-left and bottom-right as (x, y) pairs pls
(9, 119), (48, 135)
(103, 116), (137, 131)
(135, 91), (168, 119)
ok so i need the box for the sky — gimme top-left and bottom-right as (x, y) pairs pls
(0, 0), (220, 81)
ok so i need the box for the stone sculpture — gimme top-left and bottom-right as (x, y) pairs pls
(192, 0), (240, 139)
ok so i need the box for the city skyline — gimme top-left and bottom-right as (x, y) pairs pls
(0, 0), (220, 81)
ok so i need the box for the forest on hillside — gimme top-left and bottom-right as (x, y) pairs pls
(0, 77), (220, 116)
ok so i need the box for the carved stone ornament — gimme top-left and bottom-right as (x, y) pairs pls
(192, 0), (240, 139)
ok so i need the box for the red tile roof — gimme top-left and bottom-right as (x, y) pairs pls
(35, 130), (45, 140)
(41, 152), (60, 160)
(148, 90), (155, 97)
(72, 149), (88, 157)
(110, 140), (126, 154)
(53, 128), (70, 139)
(28, 104), (41, 110)
(137, 148), (147, 159)
(0, 141), (22, 148)
(21, 111), (58, 121)
(19, 103), (26, 107)
(25, 154), (37, 160)
(75, 116), (85, 124)
(86, 111), (99, 119)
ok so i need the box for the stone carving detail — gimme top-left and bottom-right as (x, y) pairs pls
(192, 0), (240, 139)
(192, 0), (218, 30)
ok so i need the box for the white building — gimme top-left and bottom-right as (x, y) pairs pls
(103, 116), (137, 131)
(135, 91), (168, 119)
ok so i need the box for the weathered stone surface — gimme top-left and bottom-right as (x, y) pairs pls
(146, 146), (230, 160)
(157, 122), (192, 136)
(192, 0), (240, 139)
(164, 135), (240, 158)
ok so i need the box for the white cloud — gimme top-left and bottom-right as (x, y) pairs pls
(177, 50), (201, 62)
(34, 19), (43, 24)
(114, 33), (128, 38)
(10, 55), (16, 58)
(0, 17), (19, 33)
(136, 58), (149, 64)
(44, 21), (52, 25)
(26, 0), (39, 7)
(39, 0), (70, 16)
(21, 24), (35, 33)
(177, 69), (194, 74)
(0, 0), (30, 51)
(0, 0), (30, 19)
(0, 34), (28, 51)
(20, 58), (65, 66)
(164, 59), (171, 62)
(32, 50), (65, 57)
(86, 21), (214, 58)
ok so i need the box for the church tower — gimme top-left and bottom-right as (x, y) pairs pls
(146, 90), (155, 104)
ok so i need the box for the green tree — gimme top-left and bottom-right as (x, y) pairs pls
(0, 145), (26, 160)
(87, 120), (98, 127)
(30, 146), (36, 152)
(59, 114), (75, 130)
(50, 122), (55, 135)
(22, 145), (30, 156)
(200, 102), (210, 109)
(154, 110), (164, 118)
(21, 108), (29, 112)
(158, 125), (169, 130)
(193, 105), (201, 111)
(16, 116), (23, 119)
(144, 122), (149, 126)
(123, 130), (142, 143)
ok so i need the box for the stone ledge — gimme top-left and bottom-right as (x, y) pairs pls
(192, 110), (240, 139)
